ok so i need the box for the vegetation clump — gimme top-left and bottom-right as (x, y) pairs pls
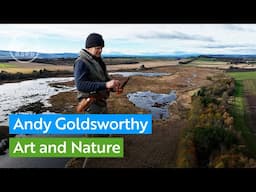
(177, 73), (256, 167)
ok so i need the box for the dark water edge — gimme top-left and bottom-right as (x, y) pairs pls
(0, 126), (9, 140)
(0, 154), (70, 168)
(12, 101), (48, 114)
(0, 126), (15, 156)
(0, 100), (49, 155)
(0, 124), (71, 168)
(0, 70), (73, 85)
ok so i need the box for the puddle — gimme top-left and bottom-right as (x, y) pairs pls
(127, 90), (176, 120)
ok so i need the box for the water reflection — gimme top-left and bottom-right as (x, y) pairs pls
(127, 90), (176, 120)
(0, 77), (74, 125)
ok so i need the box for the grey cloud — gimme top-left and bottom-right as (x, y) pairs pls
(223, 24), (256, 32)
(136, 31), (215, 42)
(224, 24), (245, 31)
(232, 47), (256, 53)
(203, 44), (251, 49)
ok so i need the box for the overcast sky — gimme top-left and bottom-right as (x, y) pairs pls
(1, 24), (256, 55)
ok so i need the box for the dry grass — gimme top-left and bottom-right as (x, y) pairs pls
(106, 60), (180, 72)
(1, 62), (73, 74)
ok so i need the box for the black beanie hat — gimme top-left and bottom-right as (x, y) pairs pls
(85, 33), (105, 48)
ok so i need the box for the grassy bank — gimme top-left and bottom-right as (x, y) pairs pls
(228, 71), (256, 80)
(228, 72), (256, 157)
(232, 81), (256, 154)
(176, 74), (239, 167)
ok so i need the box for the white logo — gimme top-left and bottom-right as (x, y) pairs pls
(8, 33), (40, 63)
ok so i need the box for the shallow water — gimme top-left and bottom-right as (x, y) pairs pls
(0, 77), (75, 126)
(111, 72), (176, 119)
(0, 72), (173, 125)
(127, 90), (176, 120)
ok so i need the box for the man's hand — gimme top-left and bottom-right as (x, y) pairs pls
(106, 79), (121, 90)
(106, 77), (129, 94)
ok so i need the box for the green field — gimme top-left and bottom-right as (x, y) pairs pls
(0, 63), (15, 68)
(228, 71), (256, 80)
(243, 79), (256, 95)
(189, 59), (227, 65)
(227, 71), (256, 156)
(196, 57), (217, 62)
